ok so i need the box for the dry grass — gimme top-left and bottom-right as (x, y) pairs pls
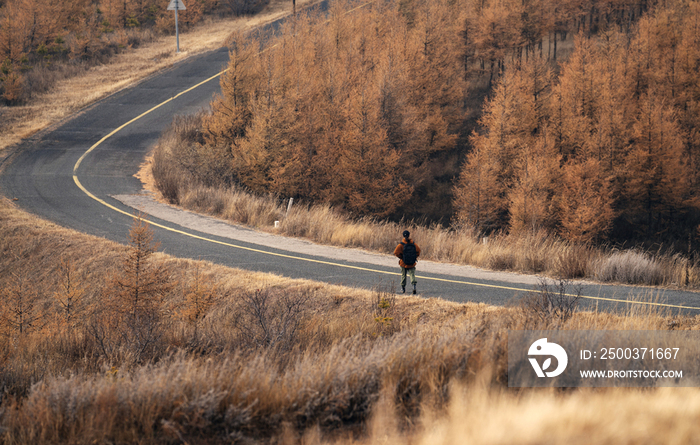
(0, 0), (316, 155)
(2, 196), (700, 443)
(355, 385), (700, 445)
(594, 250), (667, 286)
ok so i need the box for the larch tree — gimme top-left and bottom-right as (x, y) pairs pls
(200, 0), (465, 218)
(623, 93), (693, 235)
(453, 144), (503, 232)
(179, 264), (219, 339)
(53, 256), (87, 330)
(507, 128), (562, 234)
(334, 79), (412, 217)
(559, 157), (615, 243)
(0, 260), (43, 336)
(454, 66), (532, 231)
(471, 0), (523, 85)
(668, 2), (700, 188)
(404, 0), (465, 170)
(205, 33), (262, 146)
(584, 30), (634, 176)
(91, 216), (173, 362)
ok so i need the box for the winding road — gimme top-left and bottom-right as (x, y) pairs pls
(2, 9), (700, 313)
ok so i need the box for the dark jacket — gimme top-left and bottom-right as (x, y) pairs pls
(394, 238), (421, 268)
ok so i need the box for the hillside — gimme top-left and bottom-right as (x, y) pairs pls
(146, 0), (700, 288)
(1, 196), (699, 443)
(152, 0), (700, 248)
(0, 0), (263, 105)
(0, 0), (305, 152)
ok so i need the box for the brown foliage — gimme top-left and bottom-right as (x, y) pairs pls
(0, 68), (23, 103)
(89, 216), (173, 363)
(177, 263), (219, 337)
(153, 0), (670, 222)
(453, 144), (503, 232)
(0, 0), (219, 104)
(3, 195), (700, 444)
(455, 0), (700, 243)
(234, 287), (309, 352)
(559, 158), (615, 243)
(0, 257), (43, 336)
(52, 257), (88, 329)
(201, 0), (468, 218)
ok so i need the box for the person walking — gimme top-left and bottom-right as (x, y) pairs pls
(394, 230), (421, 294)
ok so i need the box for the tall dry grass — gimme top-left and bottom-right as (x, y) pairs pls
(1, 290), (693, 444)
(352, 385), (700, 445)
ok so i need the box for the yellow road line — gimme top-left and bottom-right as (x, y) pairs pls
(71, 7), (700, 312)
(73, 71), (226, 175)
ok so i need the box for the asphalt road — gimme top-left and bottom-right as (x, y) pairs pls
(2, 10), (700, 314)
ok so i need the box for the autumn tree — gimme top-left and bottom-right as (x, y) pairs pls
(453, 144), (503, 232)
(90, 216), (173, 362)
(0, 0), (218, 104)
(559, 157), (615, 242)
(469, 0), (523, 85)
(0, 0), (26, 63)
(457, 1), (700, 242)
(53, 256), (87, 329)
(333, 79), (412, 216)
(205, 32), (262, 145)
(0, 256), (43, 336)
(622, 93), (693, 236)
(454, 56), (552, 232)
(507, 128), (561, 234)
(179, 263), (218, 339)
(454, 67), (529, 231)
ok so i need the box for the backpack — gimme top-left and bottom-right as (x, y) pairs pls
(401, 241), (417, 266)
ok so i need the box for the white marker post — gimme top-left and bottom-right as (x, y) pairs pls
(167, 0), (186, 52)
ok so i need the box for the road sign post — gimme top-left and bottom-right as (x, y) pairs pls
(167, 0), (186, 52)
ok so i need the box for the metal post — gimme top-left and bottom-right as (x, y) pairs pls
(175, 0), (179, 53)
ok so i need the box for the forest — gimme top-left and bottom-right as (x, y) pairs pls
(454, 4), (700, 243)
(154, 0), (700, 248)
